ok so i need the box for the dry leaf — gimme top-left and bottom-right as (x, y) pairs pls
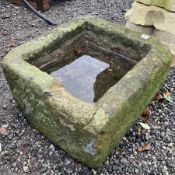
(74, 47), (84, 55)
(163, 91), (173, 103)
(142, 107), (151, 123)
(154, 93), (164, 102)
(139, 122), (150, 130)
(7, 37), (15, 48)
(0, 127), (7, 135)
(142, 107), (151, 117)
(163, 90), (171, 95)
(108, 68), (113, 72)
(137, 143), (151, 152)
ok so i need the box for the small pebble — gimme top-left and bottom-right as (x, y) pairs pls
(23, 166), (29, 173)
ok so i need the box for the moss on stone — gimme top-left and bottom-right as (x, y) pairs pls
(2, 16), (172, 168)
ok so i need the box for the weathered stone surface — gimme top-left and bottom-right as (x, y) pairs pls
(153, 29), (175, 57)
(125, 21), (175, 64)
(126, 21), (154, 35)
(136, 0), (175, 12)
(171, 57), (175, 67)
(126, 2), (175, 35)
(2, 16), (172, 168)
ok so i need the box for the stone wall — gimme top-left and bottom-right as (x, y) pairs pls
(125, 0), (175, 67)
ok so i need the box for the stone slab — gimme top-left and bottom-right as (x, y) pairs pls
(153, 29), (175, 57)
(2, 16), (172, 168)
(126, 2), (175, 35)
(126, 21), (154, 35)
(125, 22), (175, 66)
(136, 0), (175, 12)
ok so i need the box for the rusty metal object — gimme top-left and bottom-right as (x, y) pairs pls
(11, 0), (49, 11)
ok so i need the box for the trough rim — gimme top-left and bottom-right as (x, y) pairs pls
(2, 16), (173, 167)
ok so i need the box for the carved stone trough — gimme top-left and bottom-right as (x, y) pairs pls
(2, 16), (172, 168)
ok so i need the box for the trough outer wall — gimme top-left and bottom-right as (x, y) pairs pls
(2, 16), (173, 168)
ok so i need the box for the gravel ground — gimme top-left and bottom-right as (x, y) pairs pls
(0, 0), (175, 174)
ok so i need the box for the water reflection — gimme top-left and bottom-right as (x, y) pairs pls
(50, 55), (119, 103)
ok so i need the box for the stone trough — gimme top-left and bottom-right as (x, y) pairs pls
(2, 16), (172, 168)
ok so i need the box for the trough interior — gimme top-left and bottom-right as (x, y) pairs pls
(29, 29), (149, 103)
